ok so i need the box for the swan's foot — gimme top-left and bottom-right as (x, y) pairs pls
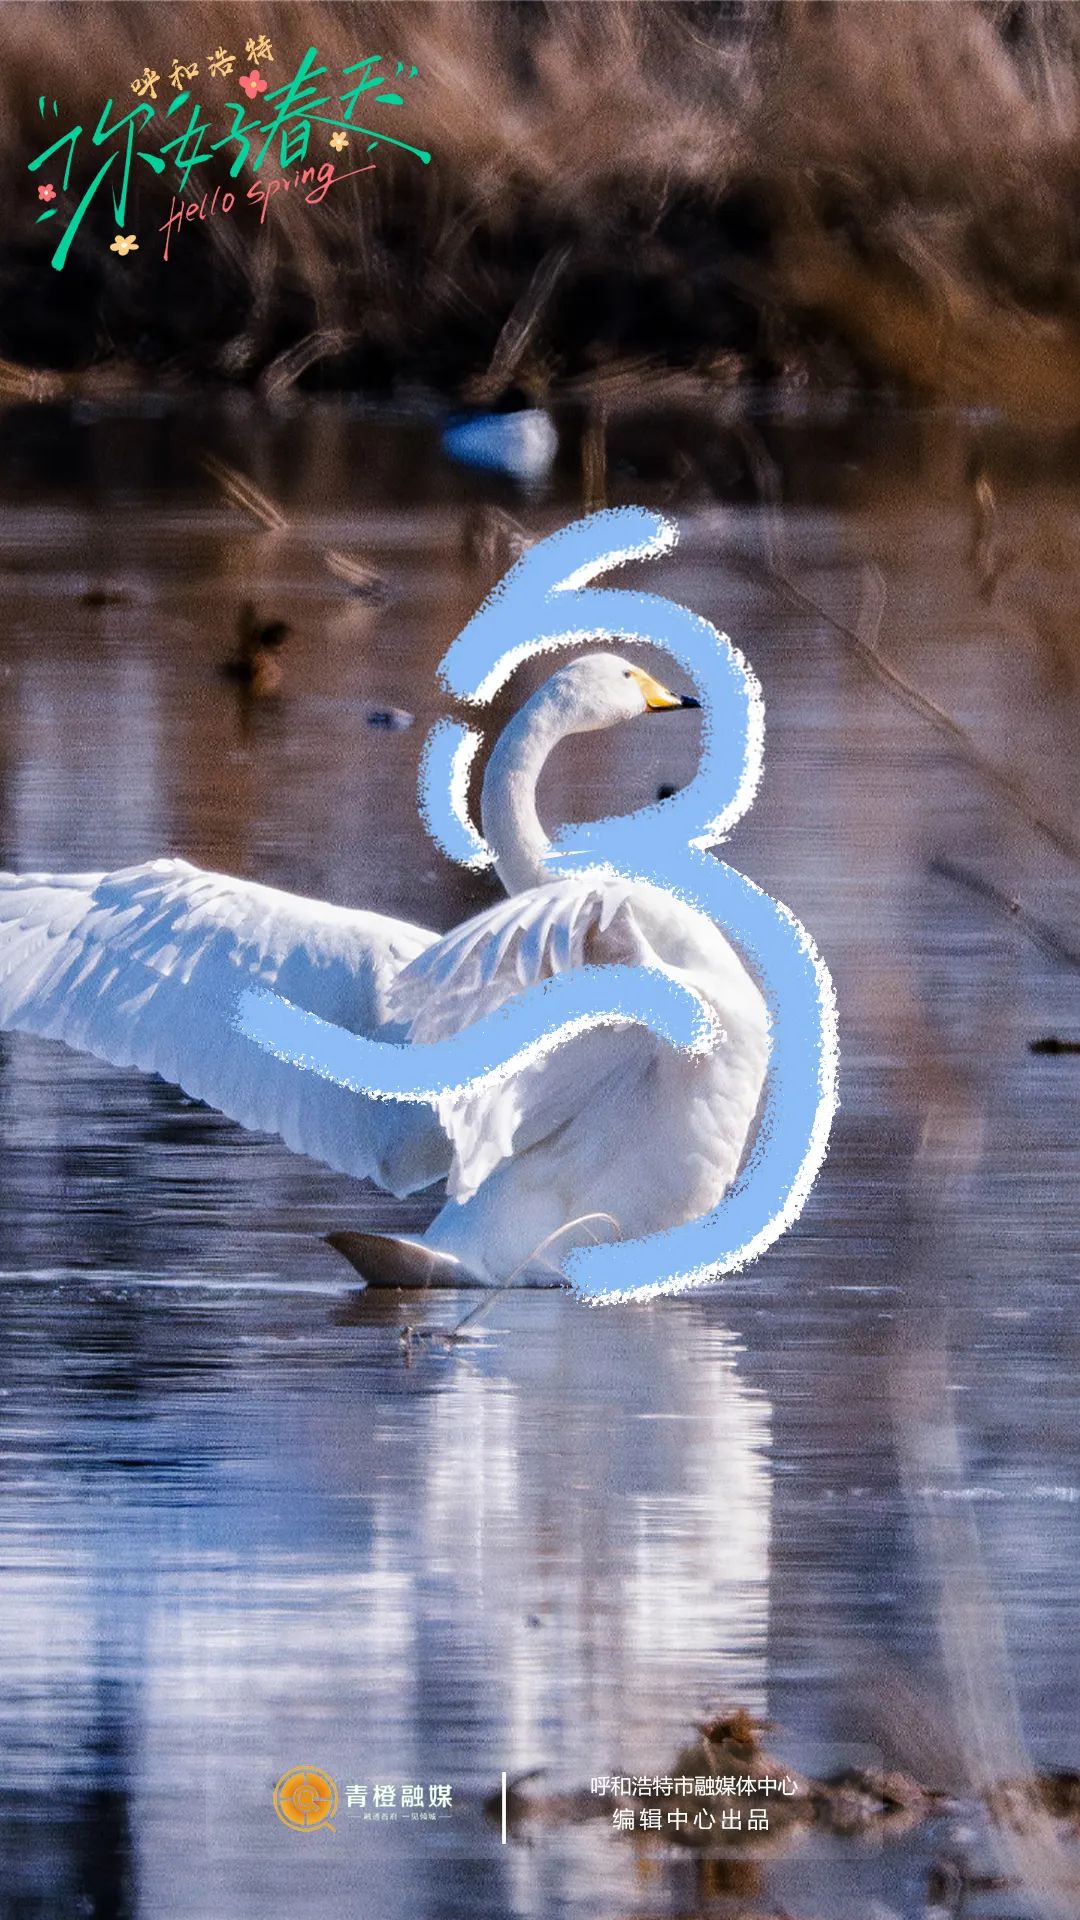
(324, 1231), (490, 1290)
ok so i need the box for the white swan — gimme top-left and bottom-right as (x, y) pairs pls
(0, 654), (769, 1287)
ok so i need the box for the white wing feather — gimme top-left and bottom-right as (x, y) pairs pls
(387, 875), (645, 1043)
(0, 858), (448, 1192)
(386, 875), (691, 1203)
(0, 860), (766, 1257)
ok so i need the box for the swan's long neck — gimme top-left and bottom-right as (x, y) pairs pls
(481, 684), (572, 895)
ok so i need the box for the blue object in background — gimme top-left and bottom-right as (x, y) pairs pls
(441, 407), (558, 481)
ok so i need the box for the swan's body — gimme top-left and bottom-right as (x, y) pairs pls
(0, 654), (769, 1285)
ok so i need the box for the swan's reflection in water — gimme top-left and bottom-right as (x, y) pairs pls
(0, 1283), (771, 1917)
(418, 1309), (771, 1770)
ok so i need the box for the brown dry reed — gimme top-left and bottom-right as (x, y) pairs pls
(4, 1), (1080, 412)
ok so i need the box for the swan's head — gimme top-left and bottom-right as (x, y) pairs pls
(482, 651), (701, 892)
(539, 651), (700, 733)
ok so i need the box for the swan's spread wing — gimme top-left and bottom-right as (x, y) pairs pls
(385, 876), (645, 1044)
(385, 876), (683, 1201)
(0, 858), (446, 1189)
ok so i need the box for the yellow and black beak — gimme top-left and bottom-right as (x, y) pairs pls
(629, 666), (701, 712)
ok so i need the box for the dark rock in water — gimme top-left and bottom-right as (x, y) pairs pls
(1030, 1036), (1080, 1055)
(365, 705), (414, 731)
(81, 587), (131, 607)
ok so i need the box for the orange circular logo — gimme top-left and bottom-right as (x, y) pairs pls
(274, 1766), (339, 1831)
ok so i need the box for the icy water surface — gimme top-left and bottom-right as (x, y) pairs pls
(0, 398), (1076, 1918)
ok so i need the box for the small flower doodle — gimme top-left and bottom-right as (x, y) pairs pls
(328, 129), (349, 152)
(239, 70), (268, 101)
(110, 232), (139, 256)
(37, 183), (56, 202)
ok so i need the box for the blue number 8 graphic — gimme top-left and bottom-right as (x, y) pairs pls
(241, 507), (837, 1301)
(420, 506), (837, 1299)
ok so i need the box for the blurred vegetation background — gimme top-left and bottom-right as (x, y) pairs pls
(5, 0), (1080, 418)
